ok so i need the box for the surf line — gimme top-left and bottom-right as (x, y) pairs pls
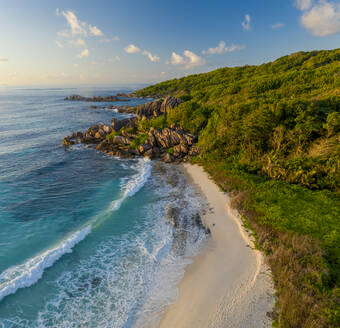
(0, 158), (152, 303)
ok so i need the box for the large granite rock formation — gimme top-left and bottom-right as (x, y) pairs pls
(136, 124), (198, 162)
(110, 117), (137, 132)
(136, 96), (183, 120)
(62, 96), (199, 163)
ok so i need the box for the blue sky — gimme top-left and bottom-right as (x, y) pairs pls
(0, 0), (339, 85)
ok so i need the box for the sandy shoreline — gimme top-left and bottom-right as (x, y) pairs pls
(158, 164), (274, 328)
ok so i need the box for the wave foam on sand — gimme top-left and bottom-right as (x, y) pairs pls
(158, 164), (275, 328)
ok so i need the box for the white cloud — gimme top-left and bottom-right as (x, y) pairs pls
(202, 41), (245, 55)
(295, 0), (313, 10)
(113, 36), (120, 41)
(69, 38), (86, 47)
(171, 52), (185, 65)
(88, 24), (103, 36)
(170, 51), (205, 68)
(115, 55), (121, 61)
(300, 1), (340, 36)
(0, 58), (8, 62)
(183, 50), (206, 68)
(272, 23), (285, 29)
(74, 63), (79, 68)
(59, 10), (87, 36)
(57, 9), (105, 41)
(56, 40), (63, 48)
(124, 46), (160, 62)
(242, 14), (251, 31)
(77, 49), (89, 58)
(143, 50), (160, 62)
(124, 44), (140, 53)
(161, 71), (166, 75)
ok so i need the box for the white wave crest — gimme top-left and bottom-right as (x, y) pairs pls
(111, 158), (151, 211)
(0, 158), (152, 304)
(0, 225), (91, 302)
(1, 164), (207, 327)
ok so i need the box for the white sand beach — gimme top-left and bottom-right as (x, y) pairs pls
(158, 164), (274, 328)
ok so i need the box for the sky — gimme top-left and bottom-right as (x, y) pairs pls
(0, 0), (339, 86)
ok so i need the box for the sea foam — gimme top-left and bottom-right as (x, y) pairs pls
(2, 164), (207, 328)
(0, 158), (151, 304)
(0, 225), (91, 302)
(111, 158), (151, 211)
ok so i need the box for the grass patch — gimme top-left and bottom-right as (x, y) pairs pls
(201, 156), (340, 327)
(167, 147), (174, 155)
(138, 115), (167, 132)
(106, 131), (120, 140)
(130, 133), (148, 149)
(121, 126), (136, 134)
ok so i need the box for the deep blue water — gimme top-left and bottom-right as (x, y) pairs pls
(0, 87), (205, 327)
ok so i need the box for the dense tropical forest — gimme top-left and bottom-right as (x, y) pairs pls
(135, 49), (340, 327)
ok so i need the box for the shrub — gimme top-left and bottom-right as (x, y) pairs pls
(130, 133), (148, 149)
(167, 147), (174, 155)
(106, 131), (119, 140)
(324, 112), (340, 136)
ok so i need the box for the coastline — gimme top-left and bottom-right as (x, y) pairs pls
(158, 163), (274, 328)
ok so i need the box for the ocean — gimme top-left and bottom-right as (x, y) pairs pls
(0, 86), (207, 327)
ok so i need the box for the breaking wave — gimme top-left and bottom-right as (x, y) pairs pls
(0, 158), (151, 304)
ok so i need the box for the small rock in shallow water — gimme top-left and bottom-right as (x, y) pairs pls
(162, 153), (174, 163)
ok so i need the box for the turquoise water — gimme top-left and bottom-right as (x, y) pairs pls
(0, 87), (206, 327)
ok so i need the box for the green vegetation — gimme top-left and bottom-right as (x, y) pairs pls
(201, 156), (339, 327)
(129, 133), (148, 149)
(137, 115), (167, 132)
(107, 126), (137, 140)
(121, 126), (136, 134)
(167, 147), (175, 155)
(136, 49), (340, 327)
(105, 130), (120, 140)
(136, 50), (340, 192)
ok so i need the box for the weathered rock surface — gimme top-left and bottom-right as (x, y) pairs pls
(62, 97), (199, 163)
(62, 137), (76, 147)
(111, 135), (132, 146)
(135, 124), (198, 163)
(107, 105), (136, 114)
(110, 117), (137, 132)
(148, 125), (196, 149)
(136, 96), (183, 119)
(162, 153), (175, 163)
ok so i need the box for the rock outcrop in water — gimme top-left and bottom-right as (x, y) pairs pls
(107, 105), (136, 114)
(64, 94), (130, 102)
(62, 96), (200, 163)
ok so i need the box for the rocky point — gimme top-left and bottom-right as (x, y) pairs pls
(62, 96), (200, 163)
